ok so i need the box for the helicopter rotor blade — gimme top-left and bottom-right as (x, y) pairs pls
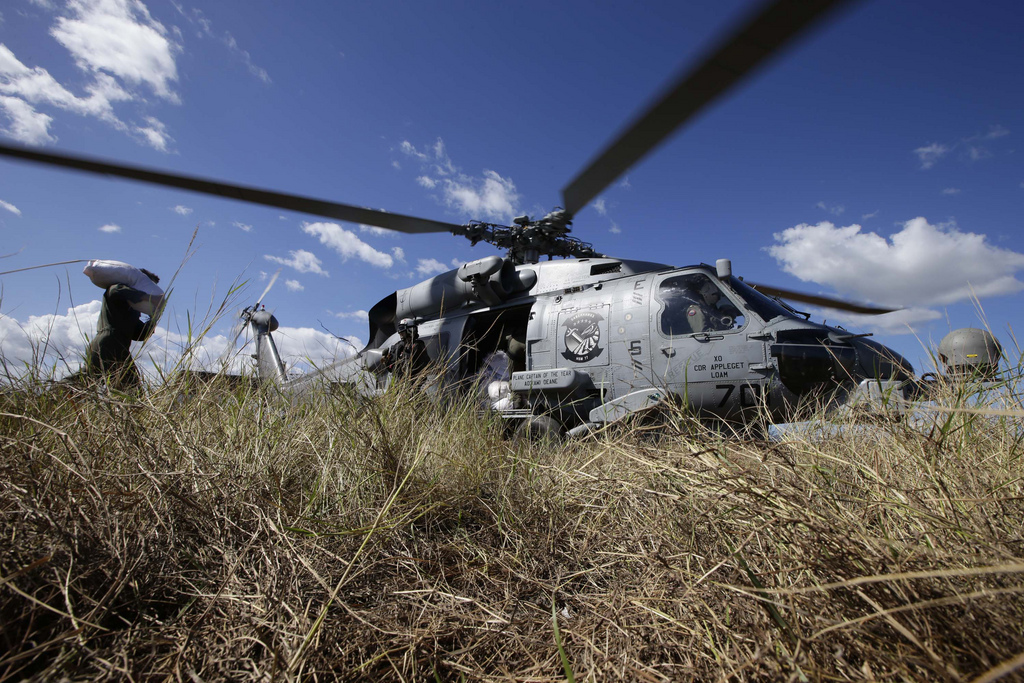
(255, 269), (281, 309)
(746, 281), (895, 315)
(562, 0), (856, 216)
(0, 142), (464, 235)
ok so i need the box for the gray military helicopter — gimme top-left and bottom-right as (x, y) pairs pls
(0, 0), (1002, 435)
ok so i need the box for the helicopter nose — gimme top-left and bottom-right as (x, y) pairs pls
(770, 328), (858, 396)
(848, 336), (914, 383)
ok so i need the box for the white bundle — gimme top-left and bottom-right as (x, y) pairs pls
(83, 259), (164, 315)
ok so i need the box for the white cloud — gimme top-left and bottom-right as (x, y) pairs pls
(984, 124), (1009, 139)
(172, 204), (192, 215)
(98, 223), (121, 233)
(0, 300), (99, 374)
(815, 201), (845, 216)
(263, 249), (328, 276)
(302, 222), (393, 268)
(233, 221), (252, 232)
(594, 198), (607, 216)
(861, 210), (879, 220)
(941, 188), (961, 196)
(135, 115), (171, 151)
(0, 299), (357, 380)
(416, 258), (448, 276)
(359, 223), (397, 237)
(222, 32), (270, 83)
(335, 309), (369, 321)
(810, 306), (943, 336)
(609, 222), (621, 234)
(618, 176), (631, 189)
(914, 143), (949, 169)
(0, 45), (129, 125)
(51, 0), (181, 102)
(391, 246), (405, 263)
(401, 137), (519, 221)
(284, 279), (303, 292)
(0, 199), (21, 216)
(399, 140), (427, 161)
(442, 170), (519, 222)
(767, 218), (1024, 308)
(967, 146), (991, 162)
(0, 95), (55, 145)
(391, 160), (401, 170)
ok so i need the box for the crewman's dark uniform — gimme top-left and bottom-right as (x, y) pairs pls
(80, 284), (158, 389)
(384, 338), (430, 379)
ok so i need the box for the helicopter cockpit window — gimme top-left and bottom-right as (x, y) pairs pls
(725, 276), (790, 322)
(658, 273), (745, 336)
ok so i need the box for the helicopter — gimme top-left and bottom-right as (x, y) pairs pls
(0, 0), (1005, 436)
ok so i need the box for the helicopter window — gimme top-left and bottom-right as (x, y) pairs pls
(725, 276), (790, 322)
(658, 273), (744, 336)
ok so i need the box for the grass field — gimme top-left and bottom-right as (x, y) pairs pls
(1, 360), (1022, 681)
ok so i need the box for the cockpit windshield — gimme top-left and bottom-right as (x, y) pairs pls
(725, 276), (793, 322)
(657, 273), (745, 336)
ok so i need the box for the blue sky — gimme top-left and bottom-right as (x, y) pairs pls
(1, 0), (1022, 376)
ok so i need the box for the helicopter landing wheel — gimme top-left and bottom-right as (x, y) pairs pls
(517, 415), (563, 444)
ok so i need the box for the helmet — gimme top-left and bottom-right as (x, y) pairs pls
(698, 280), (721, 305)
(398, 318), (416, 333)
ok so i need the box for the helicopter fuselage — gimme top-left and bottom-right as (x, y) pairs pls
(294, 255), (914, 432)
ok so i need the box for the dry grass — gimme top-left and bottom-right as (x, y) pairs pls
(1, 364), (1022, 681)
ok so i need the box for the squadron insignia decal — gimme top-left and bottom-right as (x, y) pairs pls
(561, 311), (604, 363)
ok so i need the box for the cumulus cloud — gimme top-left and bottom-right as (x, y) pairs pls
(0, 299), (357, 380)
(135, 115), (171, 150)
(767, 218), (1024, 308)
(263, 249), (328, 276)
(593, 198), (607, 216)
(302, 222), (393, 268)
(334, 309), (369, 321)
(416, 258), (448, 276)
(391, 246), (405, 263)
(359, 223), (397, 238)
(401, 137), (519, 222)
(0, 300), (99, 374)
(233, 221), (252, 232)
(0, 45), (128, 125)
(0, 1), (184, 147)
(609, 222), (621, 234)
(442, 170), (519, 222)
(284, 279), (303, 292)
(172, 204), (192, 215)
(809, 306), (943, 336)
(0, 94), (56, 145)
(914, 143), (949, 169)
(98, 223), (121, 233)
(0, 199), (21, 215)
(51, 0), (181, 102)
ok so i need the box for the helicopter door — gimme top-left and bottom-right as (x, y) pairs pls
(651, 271), (767, 413)
(413, 315), (467, 382)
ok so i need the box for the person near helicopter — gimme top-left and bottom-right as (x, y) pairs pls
(683, 278), (741, 333)
(383, 318), (430, 379)
(71, 268), (163, 390)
